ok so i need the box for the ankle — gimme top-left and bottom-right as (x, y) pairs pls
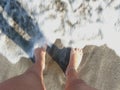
(66, 68), (78, 76)
(66, 68), (79, 82)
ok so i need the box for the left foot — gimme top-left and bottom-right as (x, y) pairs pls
(34, 46), (46, 71)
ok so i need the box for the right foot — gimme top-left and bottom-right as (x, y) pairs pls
(66, 48), (83, 75)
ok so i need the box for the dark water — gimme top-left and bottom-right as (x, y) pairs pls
(0, 0), (71, 71)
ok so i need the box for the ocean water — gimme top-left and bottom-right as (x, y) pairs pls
(0, 0), (120, 63)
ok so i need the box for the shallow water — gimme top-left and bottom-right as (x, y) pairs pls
(0, 0), (120, 63)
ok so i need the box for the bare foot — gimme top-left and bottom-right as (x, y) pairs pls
(34, 46), (47, 71)
(66, 48), (83, 75)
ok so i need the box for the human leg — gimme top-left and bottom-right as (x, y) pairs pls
(65, 48), (96, 90)
(0, 47), (46, 90)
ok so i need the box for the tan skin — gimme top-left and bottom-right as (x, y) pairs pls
(0, 47), (96, 90)
(65, 48), (97, 90)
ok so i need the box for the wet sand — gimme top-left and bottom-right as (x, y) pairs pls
(0, 44), (120, 90)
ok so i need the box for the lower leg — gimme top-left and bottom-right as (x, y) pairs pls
(65, 48), (96, 90)
(0, 47), (46, 90)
